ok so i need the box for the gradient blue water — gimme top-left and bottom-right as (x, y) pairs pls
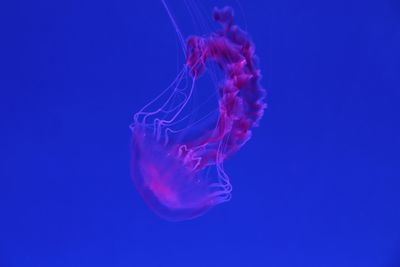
(1, 0), (399, 266)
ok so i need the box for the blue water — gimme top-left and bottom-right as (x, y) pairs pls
(1, 0), (399, 266)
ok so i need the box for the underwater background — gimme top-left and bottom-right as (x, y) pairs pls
(0, 0), (399, 266)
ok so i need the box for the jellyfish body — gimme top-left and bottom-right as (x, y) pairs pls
(131, 6), (266, 221)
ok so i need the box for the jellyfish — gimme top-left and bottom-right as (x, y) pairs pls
(130, 2), (266, 221)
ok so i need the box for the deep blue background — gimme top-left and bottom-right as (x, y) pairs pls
(1, 0), (399, 266)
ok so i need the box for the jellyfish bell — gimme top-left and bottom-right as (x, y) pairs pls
(130, 1), (265, 221)
(131, 122), (231, 221)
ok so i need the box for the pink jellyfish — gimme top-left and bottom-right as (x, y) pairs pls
(130, 3), (266, 221)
